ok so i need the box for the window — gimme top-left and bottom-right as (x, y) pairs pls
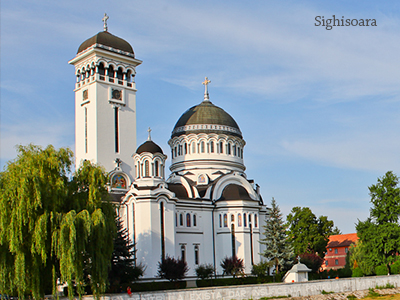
(175, 213), (178, 227)
(227, 143), (231, 155)
(219, 142), (223, 153)
(193, 214), (197, 227)
(184, 143), (187, 154)
(186, 213), (191, 227)
(180, 213), (183, 226)
(144, 160), (149, 177)
(223, 214), (227, 227)
(201, 141), (205, 153)
(233, 145), (236, 156)
(181, 245), (186, 262)
(192, 142), (196, 153)
(325, 260), (328, 266)
(210, 141), (214, 153)
(329, 248), (332, 252)
(244, 213), (247, 227)
(231, 224), (236, 257)
(334, 248), (338, 254)
(231, 214), (234, 223)
(345, 247), (348, 253)
(194, 245), (199, 265)
(335, 259), (339, 265)
(255, 214), (258, 227)
(249, 214), (252, 224)
(219, 214), (222, 227)
(238, 214), (242, 227)
(155, 160), (160, 177)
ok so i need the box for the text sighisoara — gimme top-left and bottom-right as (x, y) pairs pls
(315, 15), (377, 30)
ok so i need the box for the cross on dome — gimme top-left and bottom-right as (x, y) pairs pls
(102, 13), (109, 32)
(147, 127), (152, 141)
(202, 77), (211, 102)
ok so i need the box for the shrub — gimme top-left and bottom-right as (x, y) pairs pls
(299, 253), (323, 273)
(220, 256), (245, 278)
(375, 264), (388, 276)
(352, 267), (363, 277)
(251, 261), (271, 277)
(195, 263), (214, 280)
(390, 260), (400, 274)
(157, 256), (189, 281)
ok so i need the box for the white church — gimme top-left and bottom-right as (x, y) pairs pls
(69, 16), (269, 279)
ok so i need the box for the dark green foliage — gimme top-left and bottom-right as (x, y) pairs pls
(195, 263), (214, 280)
(260, 198), (294, 274)
(286, 207), (340, 257)
(375, 264), (389, 275)
(157, 256), (188, 281)
(352, 267), (364, 277)
(0, 145), (116, 300)
(347, 295), (357, 300)
(220, 256), (244, 278)
(356, 171), (400, 275)
(390, 260), (400, 274)
(299, 253), (323, 273)
(108, 217), (144, 291)
(251, 261), (272, 277)
(368, 288), (380, 298)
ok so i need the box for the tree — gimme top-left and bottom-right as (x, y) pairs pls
(356, 171), (400, 274)
(220, 256), (244, 278)
(0, 145), (116, 300)
(108, 217), (144, 290)
(260, 198), (293, 274)
(157, 256), (188, 281)
(286, 207), (340, 257)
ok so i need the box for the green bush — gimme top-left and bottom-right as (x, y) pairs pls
(352, 267), (364, 277)
(195, 263), (214, 280)
(390, 260), (400, 274)
(251, 261), (271, 277)
(157, 256), (189, 281)
(375, 264), (388, 276)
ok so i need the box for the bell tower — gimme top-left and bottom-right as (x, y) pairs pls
(69, 14), (142, 186)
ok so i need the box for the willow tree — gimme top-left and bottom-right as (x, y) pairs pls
(0, 145), (115, 300)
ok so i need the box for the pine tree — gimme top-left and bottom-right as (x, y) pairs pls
(260, 198), (293, 274)
(108, 217), (143, 289)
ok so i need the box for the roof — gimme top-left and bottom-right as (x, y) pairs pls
(136, 140), (164, 154)
(289, 263), (311, 273)
(77, 31), (134, 56)
(219, 184), (252, 201)
(327, 233), (359, 248)
(171, 100), (242, 138)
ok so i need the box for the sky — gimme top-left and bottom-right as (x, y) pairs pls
(1, 0), (400, 234)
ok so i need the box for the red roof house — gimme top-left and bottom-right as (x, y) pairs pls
(322, 233), (359, 270)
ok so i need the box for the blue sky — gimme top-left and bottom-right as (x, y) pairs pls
(1, 1), (400, 234)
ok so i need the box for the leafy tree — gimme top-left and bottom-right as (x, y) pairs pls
(356, 171), (400, 274)
(260, 198), (293, 274)
(298, 253), (323, 273)
(349, 241), (374, 276)
(195, 263), (214, 280)
(0, 145), (116, 300)
(220, 256), (244, 278)
(286, 206), (340, 257)
(108, 217), (144, 290)
(157, 256), (188, 281)
(251, 260), (273, 277)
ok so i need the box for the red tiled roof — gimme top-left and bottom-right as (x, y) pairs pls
(327, 233), (358, 248)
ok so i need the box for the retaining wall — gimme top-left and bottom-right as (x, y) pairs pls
(89, 275), (400, 300)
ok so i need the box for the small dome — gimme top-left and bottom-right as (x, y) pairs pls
(77, 31), (134, 56)
(172, 101), (242, 138)
(136, 140), (163, 154)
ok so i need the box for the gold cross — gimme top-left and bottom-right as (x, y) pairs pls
(202, 77), (211, 87)
(102, 13), (109, 32)
(147, 127), (152, 141)
(202, 77), (211, 101)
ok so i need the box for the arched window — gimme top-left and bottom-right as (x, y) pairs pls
(219, 214), (222, 227)
(231, 214), (235, 223)
(108, 65), (114, 82)
(244, 213), (247, 227)
(227, 143), (231, 155)
(249, 213), (252, 224)
(180, 213), (183, 226)
(98, 63), (105, 80)
(144, 160), (150, 177)
(238, 214), (242, 227)
(186, 213), (191, 227)
(210, 141), (214, 153)
(223, 214), (228, 227)
(174, 147), (177, 157)
(184, 143), (187, 154)
(175, 213), (178, 227)
(181, 245), (186, 262)
(192, 142), (196, 154)
(233, 145), (237, 156)
(117, 67), (123, 85)
(255, 214), (258, 227)
(126, 70), (133, 83)
(178, 145), (181, 156)
(155, 160), (160, 177)
(219, 142), (224, 153)
(201, 141), (205, 153)
(194, 245), (199, 265)
(193, 214), (197, 227)
(160, 202), (165, 260)
(231, 223), (236, 257)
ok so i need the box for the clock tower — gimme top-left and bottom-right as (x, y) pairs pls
(69, 14), (142, 192)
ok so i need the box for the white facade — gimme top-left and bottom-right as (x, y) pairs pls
(72, 26), (269, 279)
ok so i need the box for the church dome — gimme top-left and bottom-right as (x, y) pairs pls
(171, 100), (242, 138)
(77, 31), (134, 56)
(136, 140), (164, 154)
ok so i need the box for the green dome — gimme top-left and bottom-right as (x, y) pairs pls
(77, 31), (134, 56)
(171, 101), (242, 138)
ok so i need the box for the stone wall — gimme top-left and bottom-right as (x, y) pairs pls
(87, 275), (400, 300)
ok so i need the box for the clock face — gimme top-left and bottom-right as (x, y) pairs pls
(112, 89), (122, 100)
